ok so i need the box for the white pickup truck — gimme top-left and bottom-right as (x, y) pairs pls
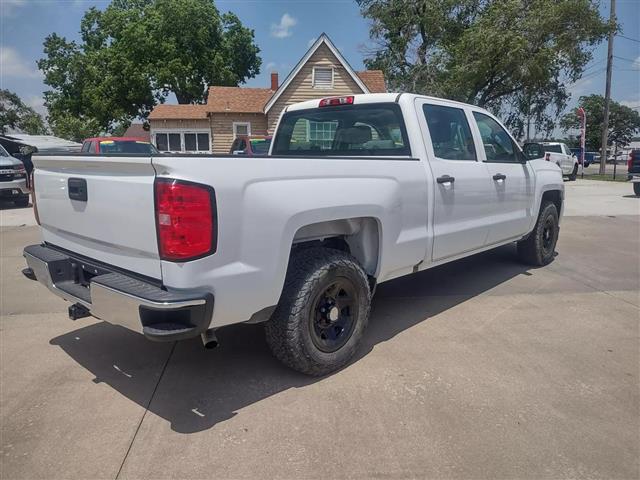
(524, 141), (579, 180)
(23, 93), (564, 375)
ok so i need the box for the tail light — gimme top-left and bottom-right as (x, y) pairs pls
(319, 96), (354, 107)
(545, 153), (550, 161)
(629, 152), (634, 170)
(154, 179), (216, 261)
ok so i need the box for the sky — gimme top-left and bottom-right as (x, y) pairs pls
(1, 0), (639, 126)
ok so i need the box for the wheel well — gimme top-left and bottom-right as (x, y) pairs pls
(541, 190), (562, 214)
(292, 217), (380, 277)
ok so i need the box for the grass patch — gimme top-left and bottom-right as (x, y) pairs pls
(580, 174), (629, 182)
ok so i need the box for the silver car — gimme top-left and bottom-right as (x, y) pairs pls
(0, 143), (30, 207)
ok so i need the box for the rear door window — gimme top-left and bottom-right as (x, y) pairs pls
(423, 104), (476, 161)
(272, 103), (411, 156)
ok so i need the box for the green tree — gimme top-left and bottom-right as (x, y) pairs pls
(358, 0), (610, 136)
(560, 94), (640, 151)
(38, 0), (261, 139)
(0, 90), (48, 135)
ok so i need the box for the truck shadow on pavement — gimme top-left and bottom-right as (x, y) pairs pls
(50, 244), (533, 434)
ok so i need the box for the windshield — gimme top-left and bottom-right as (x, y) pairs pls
(543, 144), (563, 154)
(272, 103), (411, 156)
(99, 140), (159, 154)
(250, 138), (271, 155)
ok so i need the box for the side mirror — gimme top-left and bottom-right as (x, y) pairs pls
(522, 143), (544, 161)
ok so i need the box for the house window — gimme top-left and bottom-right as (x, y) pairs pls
(313, 67), (334, 89)
(233, 122), (251, 138)
(308, 121), (338, 149)
(184, 133), (209, 151)
(154, 131), (210, 152)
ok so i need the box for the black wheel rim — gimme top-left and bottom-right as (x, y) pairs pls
(309, 277), (358, 353)
(542, 216), (556, 254)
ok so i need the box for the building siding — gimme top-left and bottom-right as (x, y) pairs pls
(209, 113), (269, 154)
(266, 44), (366, 133)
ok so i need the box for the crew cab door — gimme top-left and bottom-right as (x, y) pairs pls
(416, 99), (493, 261)
(470, 111), (535, 244)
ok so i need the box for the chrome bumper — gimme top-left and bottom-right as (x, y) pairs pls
(23, 244), (213, 341)
(0, 178), (29, 195)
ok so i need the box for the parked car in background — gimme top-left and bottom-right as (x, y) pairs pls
(628, 149), (640, 196)
(524, 142), (578, 180)
(569, 147), (598, 168)
(24, 93), (564, 375)
(81, 137), (159, 154)
(229, 135), (272, 156)
(0, 143), (29, 207)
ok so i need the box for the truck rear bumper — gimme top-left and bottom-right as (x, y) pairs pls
(23, 244), (213, 341)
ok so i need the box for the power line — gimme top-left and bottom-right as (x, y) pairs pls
(617, 34), (640, 43)
(613, 55), (639, 63)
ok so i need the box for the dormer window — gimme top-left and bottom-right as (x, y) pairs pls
(312, 67), (334, 89)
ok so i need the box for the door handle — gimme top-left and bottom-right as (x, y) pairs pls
(437, 175), (455, 184)
(493, 173), (506, 181)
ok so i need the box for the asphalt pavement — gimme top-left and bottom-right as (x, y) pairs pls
(1, 180), (638, 479)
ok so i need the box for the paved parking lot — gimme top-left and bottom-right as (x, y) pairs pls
(1, 180), (638, 479)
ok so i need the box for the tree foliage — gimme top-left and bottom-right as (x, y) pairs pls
(0, 90), (48, 135)
(358, 0), (610, 136)
(560, 95), (640, 150)
(38, 0), (261, 139)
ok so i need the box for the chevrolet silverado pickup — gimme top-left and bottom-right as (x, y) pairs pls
(524, 141), (578, 180)
(23, 93), (564, 375)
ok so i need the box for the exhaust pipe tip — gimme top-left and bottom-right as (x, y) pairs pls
(201, 329), (219, 349)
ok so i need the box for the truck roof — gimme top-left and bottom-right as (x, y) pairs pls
(284, 93), (483, 113)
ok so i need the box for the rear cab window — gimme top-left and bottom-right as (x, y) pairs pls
(272, 103), (411, 156)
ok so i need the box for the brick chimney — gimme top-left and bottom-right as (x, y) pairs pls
(270, 72), (279, 91)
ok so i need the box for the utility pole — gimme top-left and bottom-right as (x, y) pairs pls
(599, 0), (615, 175)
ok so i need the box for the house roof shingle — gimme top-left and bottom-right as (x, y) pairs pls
(356, 70), (386, 93)
(206, 86), (274, 113)
(148, 104), (209, 120)
(123, 123), (150, 141)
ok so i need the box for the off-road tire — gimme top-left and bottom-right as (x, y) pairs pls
(265, 247), (371, 376)
(14, 194), (29, 208)
(517, 201), (559, 266)
(568, 164), (578, 181)
(633, 182), (640, 197)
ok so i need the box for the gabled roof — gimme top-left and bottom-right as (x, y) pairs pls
(263, 32), (371, 113)
(356, 70), (386, 93)
(206, 86), (274, 113)
(148, 104), (208, 120)
(123, 123), (150, 141)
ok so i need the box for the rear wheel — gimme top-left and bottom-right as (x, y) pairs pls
(265, 247), (371, 376)
(568, 164), (578, 181)
(633, 182), (640, 197)
(517, 201), (559, 266)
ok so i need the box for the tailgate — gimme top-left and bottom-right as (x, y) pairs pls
(33, 154), (161, 279)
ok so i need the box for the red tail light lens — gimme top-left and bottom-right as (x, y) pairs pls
(319, 96), (354, 107)
(155, 179), (216, 261)
(545, 153), (550, 161)
(629, 152), (634, 170)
